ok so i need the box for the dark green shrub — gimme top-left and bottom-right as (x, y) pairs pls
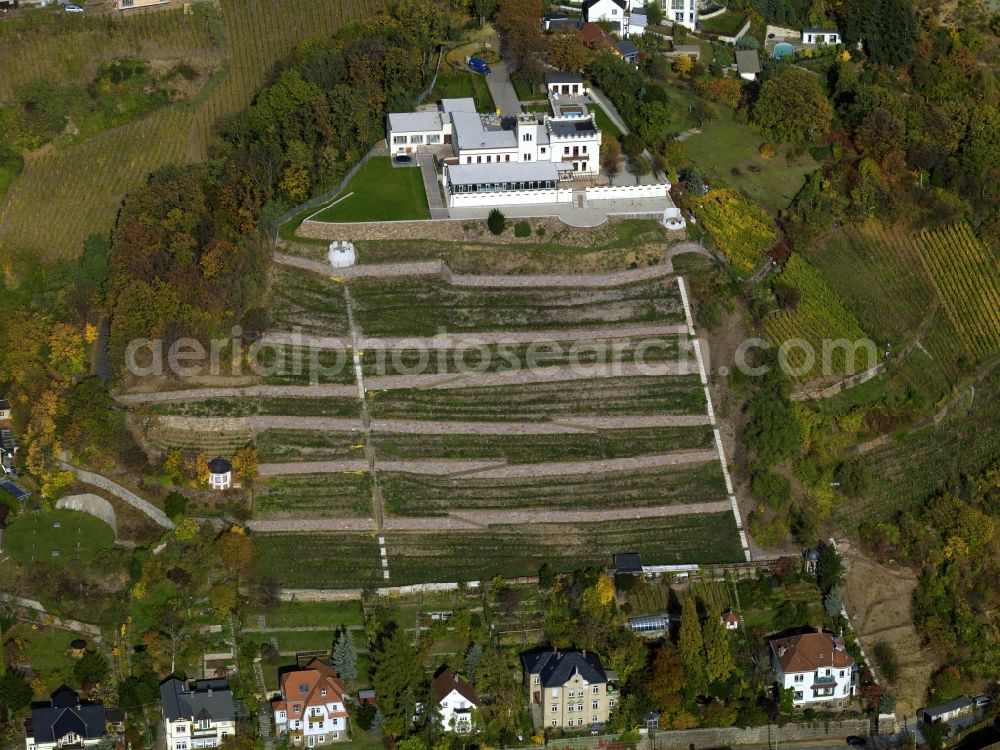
(513, 220), (531, 237)
(487, 208), (505, 235)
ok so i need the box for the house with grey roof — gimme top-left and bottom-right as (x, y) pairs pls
(735, 49), (761, 81)
(24, 687), (107, 750)
(522, 650), (615, 730)
(160, 678), (236, 750)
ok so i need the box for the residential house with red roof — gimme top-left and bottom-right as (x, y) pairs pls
(770, 631), (855, 706)
(431, 667), (478, 734)
(273, 660), (350, 746)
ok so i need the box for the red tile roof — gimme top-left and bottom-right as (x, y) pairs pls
(770, 632), (854, 673)
(277, 659), (349, 720)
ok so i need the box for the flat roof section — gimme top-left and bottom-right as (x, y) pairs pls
(447, 161), (560, 186)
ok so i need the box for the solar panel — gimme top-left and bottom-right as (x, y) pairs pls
(0, 480), (29, 501)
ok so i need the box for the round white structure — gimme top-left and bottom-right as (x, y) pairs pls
(664, 216), (687, 231)
(328, 240), (356, 269)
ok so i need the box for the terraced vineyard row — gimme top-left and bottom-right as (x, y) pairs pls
(915, 223), (1000, 359)
(185, 0), (387, 160)
(764, 255), (874, 381)
(0, 105), (194, 260)
(0, 6), (218, 100)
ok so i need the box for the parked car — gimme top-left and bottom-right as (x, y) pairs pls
(468, 56), (491, 75)
(65, 4), (84, 11)
(974, 695), (994, 708)
(846, 737), (867, 747)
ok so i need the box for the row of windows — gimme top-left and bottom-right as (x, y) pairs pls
(551, 718), (595, 727)
(792, 669), (846, 683)
(391, 134), (442, 145)
(451, 180), (558, 194)
(567, 687), (601, 697)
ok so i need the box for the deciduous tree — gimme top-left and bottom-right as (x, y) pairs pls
(752, 69), (833, 144)
(679, 597), (706, 690)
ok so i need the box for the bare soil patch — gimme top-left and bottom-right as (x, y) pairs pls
(838, 538), (937, 717)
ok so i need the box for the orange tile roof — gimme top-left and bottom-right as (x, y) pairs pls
(278, 659), (349, 720)
(770, 632), (854, 673)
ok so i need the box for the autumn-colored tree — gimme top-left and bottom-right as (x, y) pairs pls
(601, 137), (622, 178)
(187, 451), (211, 488)
(644, 642), (686, 713)
(695, 77), (743, 108)
(702, 610), (735, 683)
(231, 446), (260, 510)
(545, 30), (594, 72)
(674, 54), (694, 75)
(752, 68), (833, 144)
(217, 527), (254, 591)
(209, 583), (237, 618)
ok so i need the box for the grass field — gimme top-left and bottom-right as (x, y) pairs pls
(253, 532), (384, 587)
(4, 510), (115, 567)
(684, 112), (818, 212)
(368, 375), (707, 420)
(384, 513), (745, 584)
(244, 599), (365, 628)
(360, 337), (687, 376)
(372, 426), (714, 463)
(699, 11), (749, 36)
(348, 277), (684, 337)
(590, 104), (624, 138)
(4, 623), (81, 694)
(269, 265), (352, 336)
(430, 68), (496, 112)
(311, 157), (430, 223)
(257, 429), (365, 462)
(259, 473), (373, 518)
(381, 462), (727, 515)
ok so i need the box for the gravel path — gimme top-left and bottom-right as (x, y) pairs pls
(274, 252), (675, 287)
(263, 323), (688, 351)
(246, 499), (732, 533)
(155, 413), (711, 435)
(258, 460), (369, 476)
(115, 384), (357, 405)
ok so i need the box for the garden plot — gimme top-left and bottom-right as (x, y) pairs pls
(259, 347), (356, 385)
(367, 375), (706, 421)
(258, 473), (373, 518)
(252, 531), (383, 588)
(359, 337), (688, 377)
(347, 277), (685, 338)
(257, 429), (366, 462)
(384, 513), (746, 585)
(381, 462), (728, 516)
(371, 426), (714, 463)
(270, 265), (352, 336)
(152, 396), (360, 418)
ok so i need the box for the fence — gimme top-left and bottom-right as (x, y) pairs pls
(649, 716), (897, 749)
(271, 149), (377, 233)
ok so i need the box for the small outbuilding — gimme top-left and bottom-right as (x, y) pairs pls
(735, 49), (760, 81)
(617, 39), (639, 64)
(721, 610), (740, 630)
(208, 457), (233, 490)
(801, 26), (840, 44)
(922, 696), (973, 724)
(613, 552), (643, 574)
(545, 71), (584, 97)
(628, 614), (666, 636)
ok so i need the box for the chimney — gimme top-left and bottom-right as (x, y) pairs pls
(207, 688), (213, 697)
(453, 673), (459, 683)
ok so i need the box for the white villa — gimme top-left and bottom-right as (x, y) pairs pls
(632, 0), (698, 30)
(770, 631), (855, 706)
(160, 678), (236, 750)
(801, 26), (841, 44)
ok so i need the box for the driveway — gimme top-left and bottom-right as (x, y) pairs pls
(486, 60), (521, 115)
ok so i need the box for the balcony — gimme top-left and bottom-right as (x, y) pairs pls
(192, 728), (219, 738)
(812, 675), (837, 686)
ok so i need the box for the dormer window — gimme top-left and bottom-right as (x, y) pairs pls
(300, 683), (309, 693)
(321, 689), (327, 697)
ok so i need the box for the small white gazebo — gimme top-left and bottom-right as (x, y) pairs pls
(328, 240), (356, 269)
(207, 457), (233, 490)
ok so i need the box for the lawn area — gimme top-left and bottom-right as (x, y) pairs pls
(385, 513), (745, 584)
(253, 532), (384, 587)
(347, 276), (685, 337)
(4, 510), (115, 567)
(367, 374), (708, 421)
(591, 104), (623, 138)
(311, 157), (429, 223)
(430, 68), (495, 112)
(381, 462), (727, 516)
(738, 576), (826, 635)
(684, 112), (818, 212)
(699, 10), (748, 35)
(245, 599), (365, 628)
(5, 623), (81, 694)
(258, 472), (373, 518)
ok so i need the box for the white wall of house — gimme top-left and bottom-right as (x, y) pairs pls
(389, 129), (446, 155)
(661, 0), (697, 30)
(274, 701), (348, 745)
(447, 188), (574, 208)
(802, 30), (841, 44)
(164, 717), (236, 750)
(774, 662), (854, 705)
(585, 0), (627, 30)
(438, 689), (476, 733)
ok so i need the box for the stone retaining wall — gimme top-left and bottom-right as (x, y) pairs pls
(59, 461), (174, 529)
(55, 494), (118, 537)
(298, 214), (646, 244)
